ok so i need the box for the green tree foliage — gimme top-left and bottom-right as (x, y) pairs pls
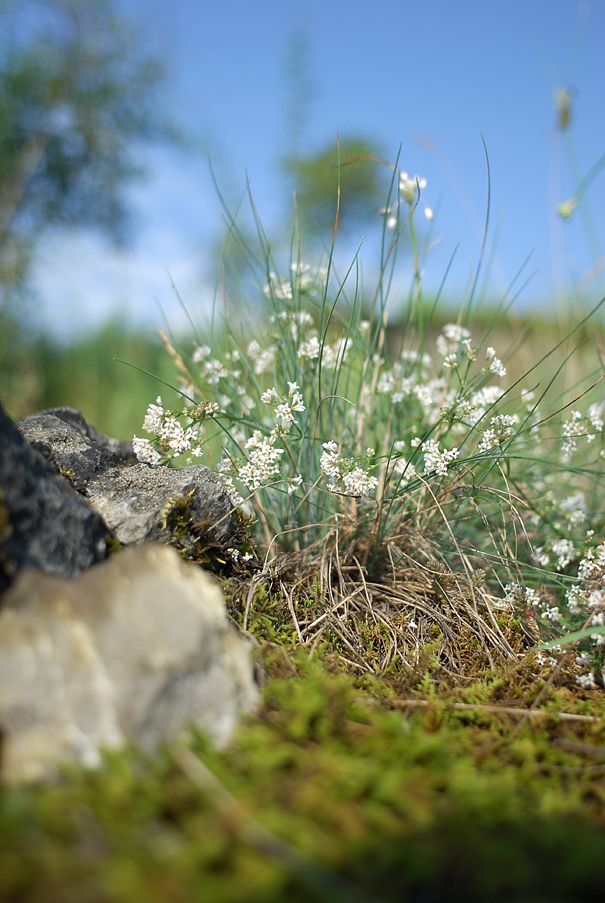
(285, 137), (387, 238)
(0, 0), (173, 292)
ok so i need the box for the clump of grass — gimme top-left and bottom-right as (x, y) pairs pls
(134, 160), (605, 686)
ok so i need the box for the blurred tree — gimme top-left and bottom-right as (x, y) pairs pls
(281, 29), (387, 240)
(0, 0), (175, 294)
(285, 137), (387, 238)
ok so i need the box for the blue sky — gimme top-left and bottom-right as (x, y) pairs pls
(31, 0), (605, 334)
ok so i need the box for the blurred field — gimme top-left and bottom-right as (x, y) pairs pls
(2, 301), (603, 440)
(0, 317), (183, 439)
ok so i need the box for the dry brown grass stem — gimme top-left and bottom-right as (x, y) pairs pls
(240, 517), (531, 680)
(157, 329), (189, 379)
(388, 698), (601, 724)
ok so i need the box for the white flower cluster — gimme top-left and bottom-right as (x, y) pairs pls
(478, 414), (519, 453)
(238, 431), (285, 491)
(227, 547), (254, 563)
(263, 262), (327, 300)
(246, 340), (276, 376)
(486, 346), (506, 378)
(448, 385), (505, 426)
(320, 441), (378, 497)
(436, 323), (474, 368)
(297, 334), (350, 369)
(398, 171), (426, 203)
(412, 438), (459, 477)
(218, 382), (307, 500)
(192, 344), (234, 385)
(261, 382), (305, 435)
(532, 537), (578, 571)
(561, 404), (604, 462)
(503, 583), (542, 608)
(377, 365), (417, 403)
(263, 272), (293, 300)
(377, 350), (433, 405)
(134, 396), (202, 466)
(562, 540), (605, 687)
(556, 492), (589, 528)
(382, 169), (433, 228)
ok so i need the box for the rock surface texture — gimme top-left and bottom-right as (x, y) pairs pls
(19, 406), (238, 552)
(0, 404), (109, 593)
(19, 407), (136, 488)
(0, 544), (259, 784)
(86, 464), (237, 550)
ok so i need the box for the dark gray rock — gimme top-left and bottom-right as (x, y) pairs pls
(87, 463), (238, 551)
(0, 404), (109, 593)
(19, 407), (136, 489)
(17, 406), (238, 557)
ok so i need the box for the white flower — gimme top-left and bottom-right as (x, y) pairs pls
(424, 206), (434, 221)
(541, 605), (562, 623)
(287, 474), (303, 495)
(192, 345), (211, 363)
(201, 358), (229, 384)
(247, 340), (276, 375)
(319, 441), (377, 497)
(158, 415), (197, 454)
(566, 585), (585, 615)
(261, 387), (279, 404)
(436, 323), (473, 360)
(274, 403), (295, 430)
(298, 336), (321, 360)
(559, 492), (588, 527)
(478, 414), (519, 452)
(486, 346), (506, 378)
(588, 403), (604, 436)
(288, 382), (305, 410)
(263, 272), (293, 300)
(133, 437), (162, 466)
(503, 584), (541, 608)
(466, 386), (505, 424)
(238, 431), (285, 491)
(561, 410), (585, 461)
(322, 338), (350, 370)
(576, 672), (597, 689)
(588, 590), (605, 608)
(399, 171), (427, 205)
(143, 397), (165, 434)
(421, 440), (459, 477)
(341, 466), (378, 497)
(320, 441), (341, 484)
(532, 547), (551, 567)
(551, 538), (576, 570)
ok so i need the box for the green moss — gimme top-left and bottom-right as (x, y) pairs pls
(105, 533), (123, 556)
(160, 488), (242, 574)
(1, 653), (604, 901)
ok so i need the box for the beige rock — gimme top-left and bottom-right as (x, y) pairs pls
(0, 545), (259, 784)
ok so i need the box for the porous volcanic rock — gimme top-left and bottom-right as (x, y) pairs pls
(19, 406), (136, 488)
(0, 404), (109, 593)
(18, 407), (238, 553)
(86, 463), (237, 550)
(0, 544), (260, 784)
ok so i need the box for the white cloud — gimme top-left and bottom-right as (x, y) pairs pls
(30, 229), (212, 338)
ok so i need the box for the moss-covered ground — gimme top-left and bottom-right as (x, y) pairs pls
(1, 644), (604, 902)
